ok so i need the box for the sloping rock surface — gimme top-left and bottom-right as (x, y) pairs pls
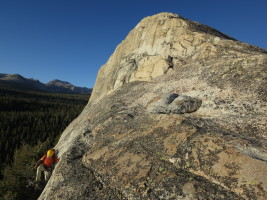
(39, 13), (267, 200)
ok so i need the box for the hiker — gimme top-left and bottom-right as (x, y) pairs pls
(35, 148), (59, 182)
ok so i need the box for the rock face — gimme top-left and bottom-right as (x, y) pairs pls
(39, 13), (267, 200)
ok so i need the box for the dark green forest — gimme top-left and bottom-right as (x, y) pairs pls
(0, 85), (89, 200)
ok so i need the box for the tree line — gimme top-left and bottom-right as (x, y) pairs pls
(0, 86), (89, 199)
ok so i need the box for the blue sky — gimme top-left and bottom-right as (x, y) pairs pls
(0, 0), (266, 88)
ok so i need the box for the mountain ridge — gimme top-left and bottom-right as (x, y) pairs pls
(0, 73), (92, 94)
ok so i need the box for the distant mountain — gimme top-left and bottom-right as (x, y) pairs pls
(0, 73), (92, 94)
(46, 79), (92, 94)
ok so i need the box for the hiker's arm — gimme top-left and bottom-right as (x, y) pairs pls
(34, 159), (43, 168)
(55, 156), (59, 163)
(34, 154), (46, 168)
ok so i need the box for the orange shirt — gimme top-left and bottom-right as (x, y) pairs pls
(41, 154), (59, 168)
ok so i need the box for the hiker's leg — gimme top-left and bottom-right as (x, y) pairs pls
(36, 164), (45, 181)
(44, 169), (51, 181)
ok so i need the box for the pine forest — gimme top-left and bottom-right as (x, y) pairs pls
(0, 85), (89, 200)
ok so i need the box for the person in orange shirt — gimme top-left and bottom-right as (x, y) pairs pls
(35, 148), (59, 182)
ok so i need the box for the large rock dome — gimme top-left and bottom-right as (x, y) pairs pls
(39, 13), (267, 200)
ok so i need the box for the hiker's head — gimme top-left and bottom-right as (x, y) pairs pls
(47, 149), (55, 157)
